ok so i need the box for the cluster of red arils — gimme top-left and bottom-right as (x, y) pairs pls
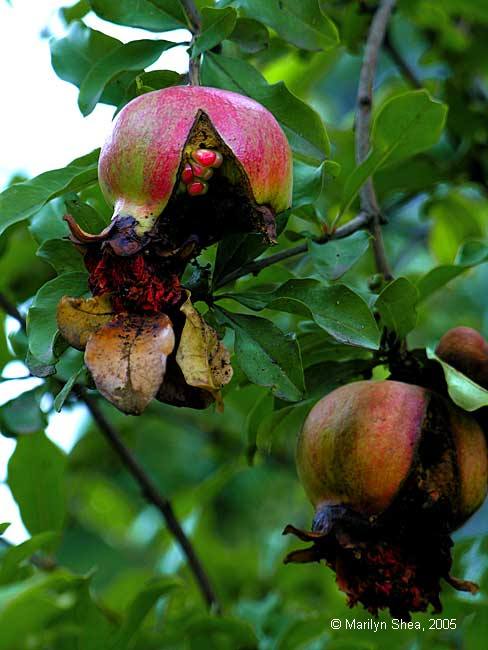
(180, 148), (223, 197)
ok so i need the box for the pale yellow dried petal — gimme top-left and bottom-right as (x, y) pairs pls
(176, 297), (233, 402)
(57, 294), (115, 350)
(85, 313), (175, 415)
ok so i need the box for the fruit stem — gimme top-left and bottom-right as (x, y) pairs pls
(179, 0), (202, 85)
(355, 0), (396, 281)
(179, 0), (201, 33)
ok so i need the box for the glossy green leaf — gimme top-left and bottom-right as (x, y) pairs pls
(51, 22), (140, 108)
(216, 308), (305, 402)
(54, 364), (85, 412)
(78, 39), (176, 115)
(193, 7), (237, 57)
(235, 0), (339, 51)
(375, 277), (419, 338)
(202, 52), (329, 163)
(427, 348), (488, 411)
(37, 240), (86, 274)
(309, 230), (369, 280)
(0, 151), (99, 238)
(229, 17), (269, 53)
(88, 0), (186, 31)
(227, 279), (380, 349)
(8, 432), (67, 534)
(341, 90), (447, 215)
(27, 272), (88, 364)
(0, 388), (46, 437)
(293, 160), (339, 209)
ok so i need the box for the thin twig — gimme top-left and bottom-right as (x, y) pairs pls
(79, 390), (220, 612)
(215, 212), (371, 289)
(180, 0), (202, 85)
(355, 0), (395, 281)
(0, 293), (26, 329)
(0, 292), (220, 612)
(384, 32), (422, 89)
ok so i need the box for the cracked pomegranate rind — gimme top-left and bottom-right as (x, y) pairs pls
(56, 293), (115, 350)
(175, 296), (233, 408)
(66, 86), (292, 259)
(285, 380), (488, 619)
(84, 313), (175, 415)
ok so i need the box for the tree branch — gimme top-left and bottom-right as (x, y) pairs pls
(180, 0), (202, 85)
(79, 389), (220, 612)
(215, 212), (371, 289)
(0, 292), (220, 613)
(356, 0), (395, 281)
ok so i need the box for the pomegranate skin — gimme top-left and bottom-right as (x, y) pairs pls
(297, 381), (427, 516)
(98, 85), (293, 234)
(436, 326), (488, 389)
(297, 380), (487, 528)
(286, 380), (488, 618)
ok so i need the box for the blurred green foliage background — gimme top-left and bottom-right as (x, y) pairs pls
(0, 0), (487, 648)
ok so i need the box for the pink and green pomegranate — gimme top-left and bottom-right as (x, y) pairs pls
(285, 380), (488, 619)
(67, 85), (293, 259)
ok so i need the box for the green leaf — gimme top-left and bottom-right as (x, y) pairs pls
(193, 7), (237, 57)
(37, 240), (85, 274)
(78, 39), (176, 115)
(201, 52), (329, 163)
(186, 616), (258, 650)
(417, 239), (488, 301)
(110, 578), (181, 649)
(0, 572), (84, 650)
(216, 308), (305, 402)
(229, 17), (269, 53)
(227, 279), (380, 349)
(0, 151), (99, 238)
(54, 365), (85, 413)
(27, 272), (88, 364)
(8, 432), (67, 534)
(60, 0), (90, 24)
(212, 211), (290, 288)
(309, 231), (369, 280)
(64, 195), (108, 234)
(341, 90), (447, 215)
(51, 22), (140, 108)
(88, 0), (187, 31)
(293, 160), (339, 209)
(0, 389), (46, 437)
(235, 0), (339, 51)
(0, 532), (59, 585)
(375, 277), (419, 338)
(427, 348), (488, 411)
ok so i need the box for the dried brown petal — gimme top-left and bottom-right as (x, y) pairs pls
(85, 313), (175, 415)
(156, 357), (215, 410)
(176, 296), (233, 405)
(57, 294), (115, 350)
